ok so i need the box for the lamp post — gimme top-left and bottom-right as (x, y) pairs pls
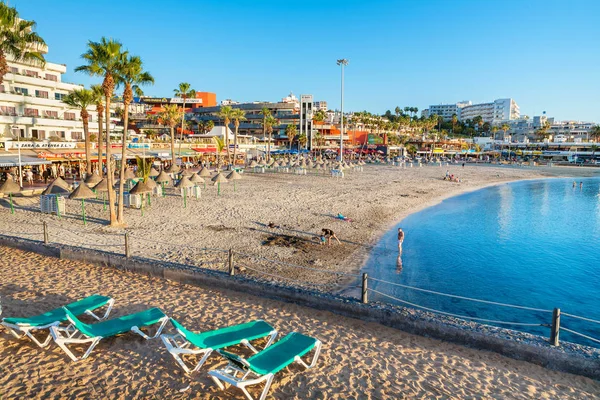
(11, 125), (22, 187)
(337, 59), (348, 161)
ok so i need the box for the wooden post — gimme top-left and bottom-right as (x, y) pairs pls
(550, 308), (561, 346)
(361, 273), (368, 304)
(124, 232), (130, 258)
(43, 221), (48, 244)
(228, 248), (234, 276)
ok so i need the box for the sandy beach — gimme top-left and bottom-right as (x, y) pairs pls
(1, 246), (599, 399)
(3, 164), (593, 289)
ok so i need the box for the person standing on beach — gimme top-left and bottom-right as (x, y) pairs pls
(398, 228), (405, 254)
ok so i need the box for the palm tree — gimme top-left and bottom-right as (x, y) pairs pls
(265, 115), (278, 157)
(231, 108), (246, 166)
(116, 54), (154, 224)
(589, 125), (600, 142)
(217, 105), (234, 166)
(501, 123), (510, 140)
(394, 106), (402, 119)
(212, 136), (225, 170)
(62, 89), (95, 175)
(158, 104), (183, 166)
(75, 37), (127, 226)
(90, 85), (104, 176)
(259, 107), (272, 161)
(173, 83), (195, 157)
(286, 124), (297, 152)
(491, 126), (499, 138)
(451, 114), (458, 136)
(298, 133), (307, 150)
(0, 3), (46, 85)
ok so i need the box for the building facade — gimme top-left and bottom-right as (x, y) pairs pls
(460, 98), (520, 123)
(313, 101), (328, 111)
(0, 52), (115, 142)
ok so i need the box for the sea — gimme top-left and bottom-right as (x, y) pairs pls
(362, 177), (600, 347)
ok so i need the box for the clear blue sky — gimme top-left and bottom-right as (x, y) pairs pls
(10, 0), (600, 122)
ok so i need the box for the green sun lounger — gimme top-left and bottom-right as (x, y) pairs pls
(209, 332), (322, 400)
(50, 306), (168, 362)
(1, 294), (114, 348)
(160, 318), (278, 373)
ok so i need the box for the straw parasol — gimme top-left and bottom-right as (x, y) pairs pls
(249, 160), (258, 168)
(84, 173), (102, 188)
(166, 164), (180, 174)
(69, 181), (96, 225)
(47, 177), (70, 191)
(226, 170), (242, 192)
(175, 176), (194, 208)
(182, 169), (193, 178)
(211, 172), (228, 195)
(149, 167), (160, 177)
(0, 179), (21, 214)
(129, 179), (154, 216)
(155, 171), (171, 197)
(93, 178), (110, 211)
(198, 167), (211, 189)
(122, 168), (136, 180)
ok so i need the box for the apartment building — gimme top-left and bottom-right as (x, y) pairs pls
(460, 98), (520, 123)
(427, 101), (471, 121)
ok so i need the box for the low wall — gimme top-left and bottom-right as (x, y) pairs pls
(1, 234), (598, 380)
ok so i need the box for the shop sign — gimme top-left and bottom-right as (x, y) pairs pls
(7, 141), (77, 149)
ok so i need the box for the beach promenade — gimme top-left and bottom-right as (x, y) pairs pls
(0, 164), (580, 288)
(1, 246), (599, 399)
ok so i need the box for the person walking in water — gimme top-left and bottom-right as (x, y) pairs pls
(398, 228), (405, 254)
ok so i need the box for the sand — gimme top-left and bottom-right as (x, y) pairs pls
(1, 246), (599, 399)
(2, 163), (589, 290)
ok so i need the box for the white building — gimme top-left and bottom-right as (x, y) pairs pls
(460, 98), (520, 123)
(427, 101), (471, 121)
(313, 101), (328, 111)
(0, 45), (119, 143)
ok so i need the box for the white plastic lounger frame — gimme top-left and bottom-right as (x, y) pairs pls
(49, 314), (169, 362)
(209, 340), (322, 400)
(1, 298), (114, 348)
(160, 328), (278, 374)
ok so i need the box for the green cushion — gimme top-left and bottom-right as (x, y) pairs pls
(171, 319), (274, 349)
(247, 332), (317, 375)
(65, 307), (166, 338)
(2, 294), (111, 327)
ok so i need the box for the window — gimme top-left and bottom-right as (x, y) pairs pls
(50, 131), (66, 138)
(24, 108), (39, 117)
(9, 67), (18, 74)
(31, 129), (46, 139)
(14, 87), (29, 95)
(0, 106), (16, 115)
(24, 70), (38, 78)
(64, 112), (76, 121)
(45, 74), (57, 82)
(55, 93), (66, 101)
(0, 85), (4, 93)
(35, 90), (49, 99)
(71, 131), (83, 140)
(44, 110), (58, 118)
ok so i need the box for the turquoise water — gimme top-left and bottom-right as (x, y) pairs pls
(363, 177), (600, 347)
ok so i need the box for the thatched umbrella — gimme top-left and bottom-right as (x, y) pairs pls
(313, 163), (321, 174)
(149, 167), (160, 178)
(198, 167), (211, 189)
(166, 164), (180, 174)
(155, 171), (171, 197)
(84, 173), (102, 189)
(42, 179), (71, 219)
(175, 176), (194, 208)
(129, 179), (153, 216)
(249, 160), (258, 168)
(189, 173), (204, 199)
(93, 178), (110, 211)
(211, 172), (228, 195)
(226, 170), (242, 192)
(182, 169), (193, 178)
(144, 177), (157, 205)
(69, 181), (96, 225)
(0, 179), (20, 214)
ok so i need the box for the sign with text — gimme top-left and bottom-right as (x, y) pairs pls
(7, 141), (77, 149)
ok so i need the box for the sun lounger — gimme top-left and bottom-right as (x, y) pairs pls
(50, 307), (168, 362)
(161, 318), (277, 373)
(209, 332), (322, 400)
(1, 294), (114, 348)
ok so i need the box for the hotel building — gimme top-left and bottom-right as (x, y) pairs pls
(423, 99), (520, 123)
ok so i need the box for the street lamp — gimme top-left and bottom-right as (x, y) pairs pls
(337, 59), (348, 161)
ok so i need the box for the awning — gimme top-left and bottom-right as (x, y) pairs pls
(0, 156), (52, 167)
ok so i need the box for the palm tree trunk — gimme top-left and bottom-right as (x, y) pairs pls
(105, 96), (117, 225)
(97, 111), (104, 176)
(225, 119), (231, 167)
(117, 103), (130, 224)
(178, 100), (185, 158)
(264, 116), (270, 162)
(0, 49), (7, 86)
(233, 124), (238, 168)
(82, 112), (91, 175)
(170, 125), (176, 166)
